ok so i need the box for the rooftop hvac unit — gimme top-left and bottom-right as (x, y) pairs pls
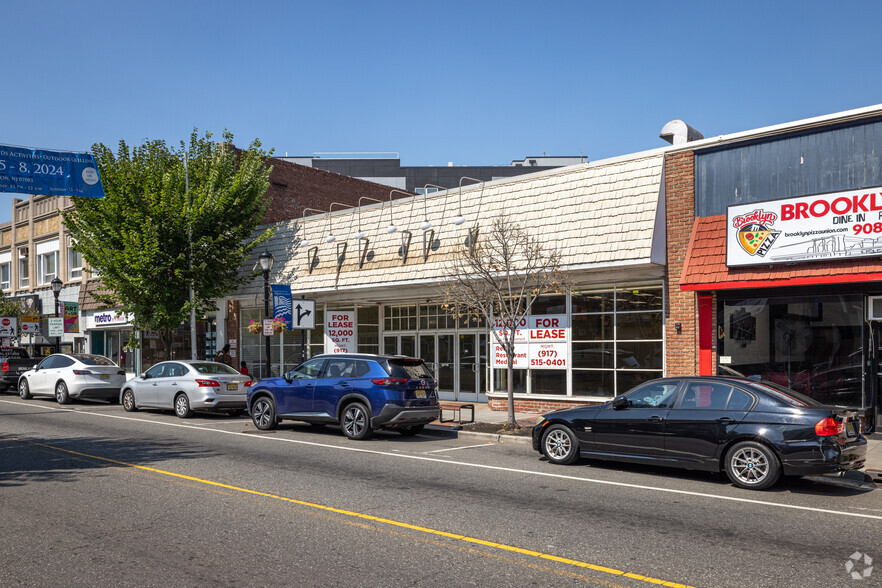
(868, 296), (882, 320)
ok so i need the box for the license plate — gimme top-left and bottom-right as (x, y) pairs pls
(415, 390), (426, 398)
(100, 374), (109, 380)
(846, 422), (857, 437)
(226, 383), (238, 391)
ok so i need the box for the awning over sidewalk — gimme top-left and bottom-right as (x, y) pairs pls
(680, 215), (882, 291)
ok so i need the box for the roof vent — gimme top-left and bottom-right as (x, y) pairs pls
(659, 120), (704, 145)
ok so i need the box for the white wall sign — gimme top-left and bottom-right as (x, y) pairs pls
(727, 187), (882, 266)
(0, 317), (17, 337)
(85, 310), (133, 329)
(48, 317), (63, 337)
(325, 311), (356, 354)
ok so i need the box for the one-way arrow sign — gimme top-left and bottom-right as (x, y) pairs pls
(292, 299), (316, 329)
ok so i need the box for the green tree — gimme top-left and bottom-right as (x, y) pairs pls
(62, 130), (274, 359)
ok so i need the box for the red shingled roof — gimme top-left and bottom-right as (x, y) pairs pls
(680, 215), (882, 290)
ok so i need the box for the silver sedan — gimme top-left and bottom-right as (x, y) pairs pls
(120, 360), (252, 418)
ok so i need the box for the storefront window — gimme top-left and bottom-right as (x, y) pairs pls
(718, 294), (863, 407)
(570, 283), (664, 397)
(385, 305), (417, 331)
(357, 305), (379, 354)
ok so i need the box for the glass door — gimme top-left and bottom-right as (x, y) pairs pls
(437, 334), (455, 399)
(457, 333), (487, 402)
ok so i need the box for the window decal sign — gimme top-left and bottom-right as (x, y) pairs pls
(727, 188), (882, 266)
(0, 144), (105, 199)
(325, 311), (356, 354)
(491, 315), (569, 369)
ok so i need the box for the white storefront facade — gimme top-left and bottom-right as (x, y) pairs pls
(225, 149), (670, 412)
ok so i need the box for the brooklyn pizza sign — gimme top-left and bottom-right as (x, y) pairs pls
(727, 187), (882, 267)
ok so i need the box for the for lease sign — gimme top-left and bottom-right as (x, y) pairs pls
(325, 311), (356, 354)
(492, 315), (569, 369)
(727, 187), (882, 266)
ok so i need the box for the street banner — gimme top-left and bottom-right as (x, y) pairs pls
(63, 302), (80, 333)
(271, 284), (292, 329)
(0, 144), (105, 199)
(20, 315), (40, 335)
(727, 187), (882, 266)
(0, 317), (17, 337)
(48, 317), (63, 337)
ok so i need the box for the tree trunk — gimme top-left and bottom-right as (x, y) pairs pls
(162, 328), (173, 361)
(506, 342), (518, 429)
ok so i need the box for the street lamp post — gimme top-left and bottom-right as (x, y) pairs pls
(51, 277), (62, 354)
(258, 250), (274, 378)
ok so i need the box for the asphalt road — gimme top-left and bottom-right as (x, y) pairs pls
(1, 397), (880, 588)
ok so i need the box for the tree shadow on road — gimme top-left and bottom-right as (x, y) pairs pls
(0, 433), (214, 488)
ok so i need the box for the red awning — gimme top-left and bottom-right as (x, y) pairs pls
(679, 215), (882, 291)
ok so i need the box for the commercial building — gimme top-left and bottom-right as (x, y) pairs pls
(280, 153), (587, 194)
(667, 104), (882, 434)
(227, 149), (667, 411)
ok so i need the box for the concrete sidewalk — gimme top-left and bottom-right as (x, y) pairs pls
(428, 402), (882, 479)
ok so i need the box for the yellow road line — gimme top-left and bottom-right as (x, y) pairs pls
(8, 436), (696, 588)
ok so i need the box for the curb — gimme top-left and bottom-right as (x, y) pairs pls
(424, 425), (533, 446)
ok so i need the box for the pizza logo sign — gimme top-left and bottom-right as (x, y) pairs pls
(732, 209), (780, 257)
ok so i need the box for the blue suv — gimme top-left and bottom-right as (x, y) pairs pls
(247, 354), (440, 440)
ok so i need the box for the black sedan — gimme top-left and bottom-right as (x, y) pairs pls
(532, 377), (867, 490)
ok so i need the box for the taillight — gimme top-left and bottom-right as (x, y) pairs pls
(73, 370), (93, 375)
(815, 417), (845, 437)
(371, 377), (408, 386)
(195, 379), (220, 387)
(244, 380), (253, 387)
(1, 361), (7, 373)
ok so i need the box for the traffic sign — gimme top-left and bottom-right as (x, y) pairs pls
(292, 299), (316, 329)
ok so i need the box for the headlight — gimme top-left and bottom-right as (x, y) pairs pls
(535, 415), (546, 427)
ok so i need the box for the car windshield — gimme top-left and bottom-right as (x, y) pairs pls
(191, 362), (240, 375)
(385, 359), (433, 379)
(73, 354), (116, 366)
(749, 381), (821, 407)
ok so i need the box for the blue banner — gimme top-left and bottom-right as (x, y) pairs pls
(271, 284), (292, 329)
(0, 144), (105, 199)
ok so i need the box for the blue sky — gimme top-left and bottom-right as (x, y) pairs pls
(2, 1), (882, 222)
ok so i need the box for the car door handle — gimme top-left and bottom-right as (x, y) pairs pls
(648, 415), (665, 422)
(339, 382), (349, 387)
(716, 417), (736, 423)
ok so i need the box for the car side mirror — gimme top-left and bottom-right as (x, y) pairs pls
(612, 396), (628, 410)
(141, 373), (149, 380)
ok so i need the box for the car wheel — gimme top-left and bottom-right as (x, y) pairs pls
(398, 424), (425, 436)
(174, 393), (193, 418)
(122, 389), (138, 412)
(18, 379), (31, 399)
(541, 424), (580, 465)
(55, 381), (72, 405)
(725, 441), (781, 490)
(341, 401), (372, 440)
(251, 396), (277, 430)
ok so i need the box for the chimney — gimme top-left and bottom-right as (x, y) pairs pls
(659, 120), (704, 145)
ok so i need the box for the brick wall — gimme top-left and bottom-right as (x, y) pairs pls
(664, 150), (699, 376)
(488, 397), (600, 414)
(262, 158), (399, 224)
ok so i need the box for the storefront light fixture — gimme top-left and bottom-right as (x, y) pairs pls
(420, 184), (444, 231)
(355, 196), (384, 239)
(326, 202), (354, 244)
(299, 207), (327, 248)
(456, 176), (483, 226)
(387, 189), (412, 235)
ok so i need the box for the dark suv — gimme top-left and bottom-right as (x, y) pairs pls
(246, 354), (440, 440)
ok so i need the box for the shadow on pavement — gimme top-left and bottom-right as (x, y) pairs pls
(0, 433), (213, 488)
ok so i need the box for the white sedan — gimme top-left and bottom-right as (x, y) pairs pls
(120, 360), (252, 418)
(18, 353), (126, 404)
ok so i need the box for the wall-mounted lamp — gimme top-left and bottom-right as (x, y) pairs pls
(299, 207), (327, 247)
(388, 189), (413, 234)
(420, 184), (445, 231)
(355, 196), (384, 239)
(456, 176), (483, 226)
(326, 202), (355, 244)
